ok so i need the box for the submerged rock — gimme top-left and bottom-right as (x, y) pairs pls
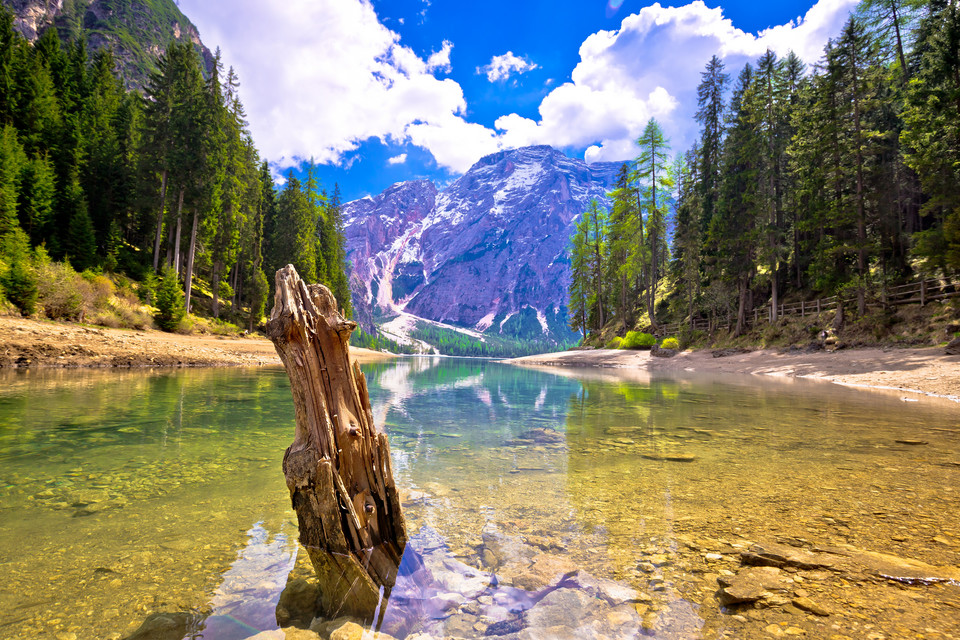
(507, 428), (565, 445)
(276, 578), (320, 627)
(122, 612), (202, 640)
(717, 566), (794, 606)
(791, 596), (830, 617)
(740, 543), (837, 571)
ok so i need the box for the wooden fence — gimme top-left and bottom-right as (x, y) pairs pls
(655, 275), (959, 337)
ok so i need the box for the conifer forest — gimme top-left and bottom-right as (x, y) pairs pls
(0, 6), (350, 330)
(569, 1), (959, 340)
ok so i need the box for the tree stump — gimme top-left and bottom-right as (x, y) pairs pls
(267, 265), (407, 621)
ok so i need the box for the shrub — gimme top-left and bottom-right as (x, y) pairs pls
(154, 266), (185, 332)
(620, 331), (657, 350)
(660, 337), (680, 350)
(36, 259), (86, 320)
(606, 336), (623, 349)
(218, 280), (234, 301)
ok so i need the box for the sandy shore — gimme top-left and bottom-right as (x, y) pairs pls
(0, 316), (394, 368)
(509, 346), (960, 403)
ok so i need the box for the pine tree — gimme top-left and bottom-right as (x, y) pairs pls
(714, 64), (762, 334)
(18, 152), (56, 245)
(585, 198), (607, 332)
(0, 123), (26, 235)
(604, 162), (640, 330)
(65, 193), (96, 271)
(323, 183), (352, 315)
(634, 118), (673, 328)
(694, 55), (728, 234)
(671, 149), (702, 328)
(902, 1), (960, 271)
(568, 213), (590, 341)
(154, 264), (185, 331)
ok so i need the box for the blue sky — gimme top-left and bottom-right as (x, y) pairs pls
(178, 0), (859, 202)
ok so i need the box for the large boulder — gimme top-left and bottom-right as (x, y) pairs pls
(946, 337), (960, 355)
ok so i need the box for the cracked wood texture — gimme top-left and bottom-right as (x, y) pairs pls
(267, 265), (407, 620)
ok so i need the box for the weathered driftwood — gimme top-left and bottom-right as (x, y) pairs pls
(267, 265), (406, 620)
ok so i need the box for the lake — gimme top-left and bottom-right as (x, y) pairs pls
(1, 359), (958, 639)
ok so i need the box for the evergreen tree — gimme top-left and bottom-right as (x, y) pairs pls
(65, 196), (96, 271)
(902, 1), (960, 271)
(605, 162), (640, 330)
(323, 183), (352, 315)
(585, 198), (607, 332)
(671, 149), (702, 328)
(634, 118), (673, 327)
(713, 64), (762, 334)
(154, 264), (185, 331)
(694, 55), (728, 234)
(568, 213), (590, 341)
(18, 153), (56, 244)
(0, 123), (26, 235)
(1, 230), (38, 316)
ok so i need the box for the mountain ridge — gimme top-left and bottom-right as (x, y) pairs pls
(3, 0), (214, 89)
(343, 145), (623, 354)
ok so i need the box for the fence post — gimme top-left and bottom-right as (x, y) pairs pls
(800, 300), (805, 317)
(816, 298), (821, 314)
(921, 280), (926, 307)
(754, 308), (758, 325)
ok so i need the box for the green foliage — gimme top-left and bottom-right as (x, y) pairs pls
(0, 230), (38, 315)
(660, 337), (680, 350)
(606, 336), (623, 349)
(409, 322), (571, 358)
(0, 14), (351, 336)
(620, 331), (656, 350)
(575, 9), (959, 338)
(154, 265), (185, 332)
(349, 326), (417, 354)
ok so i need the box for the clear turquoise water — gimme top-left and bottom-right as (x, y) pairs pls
(1, 360), (958, 639)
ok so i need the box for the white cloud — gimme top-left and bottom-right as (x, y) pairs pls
(387, 153), (408, 165)
(426, 40), (454, 73)
(178, 0), (487, 172)
(179, 0), (857, 178)
(493, 0), (858, 162)
(478, 51), (539, 83)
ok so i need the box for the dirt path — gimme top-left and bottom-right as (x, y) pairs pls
(509, 346), (960, 403)
(0, 316), (393, 368)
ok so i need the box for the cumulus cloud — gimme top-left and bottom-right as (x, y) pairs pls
(179, 0), (857, 176)
(178, 0), (491, 172)
(478, 51), (539, 82)
(494, 0), (858, 162)
(426, 40), (454, 74)
(387, 153), (408, 165)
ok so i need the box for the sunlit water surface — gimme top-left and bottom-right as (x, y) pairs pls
(0, 360), (958, 639)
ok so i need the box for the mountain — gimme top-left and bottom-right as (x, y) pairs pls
(343, 145), (622, 355)
(3, 0), (214, 90)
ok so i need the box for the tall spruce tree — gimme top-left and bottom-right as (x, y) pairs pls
(634, 118), (673, 328)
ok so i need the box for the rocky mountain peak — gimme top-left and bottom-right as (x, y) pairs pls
(2, 0), (214, 90)
(343, 145), (624, 352)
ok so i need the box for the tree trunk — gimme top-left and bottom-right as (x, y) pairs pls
(184, 209), (199, 315)
(736, 275), (748, 336)
(173, 189), (184, 275)
(152, 169), (168, 273)
(267, 265), (406, 621)
(211, 261), (221, 319)
(851, 41), (868, 317)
